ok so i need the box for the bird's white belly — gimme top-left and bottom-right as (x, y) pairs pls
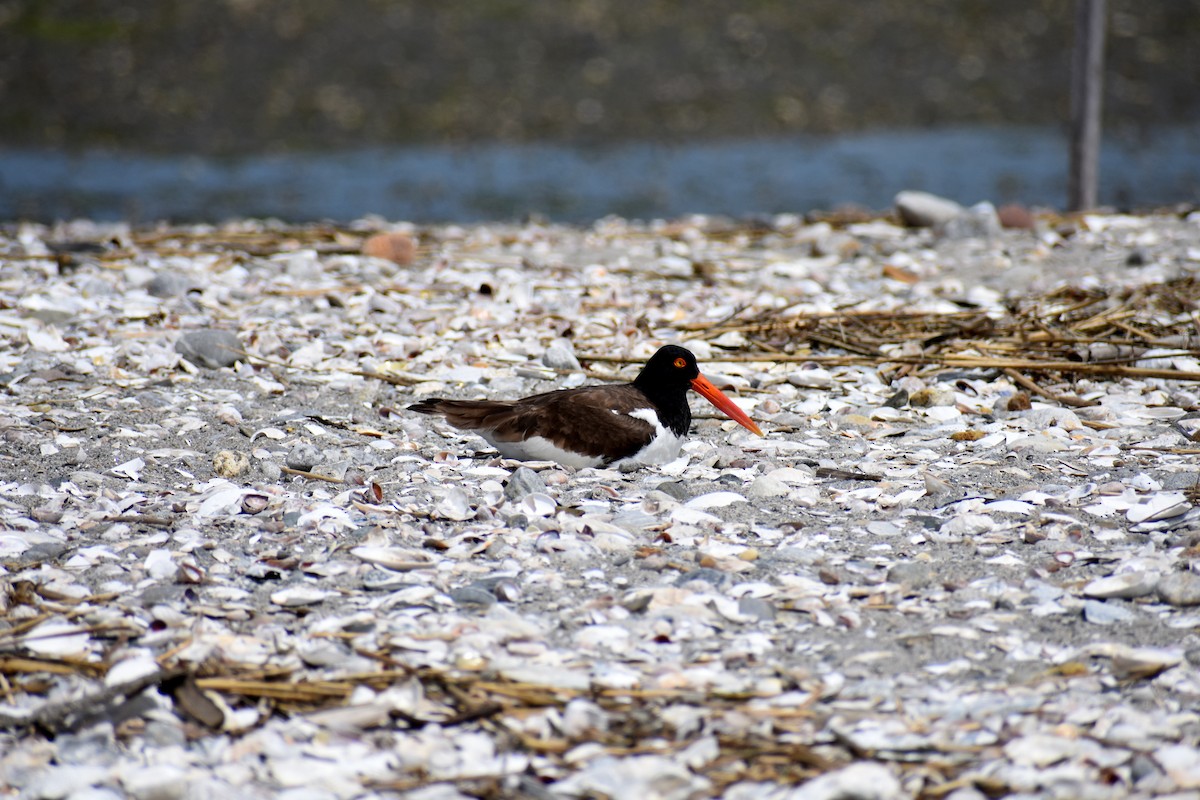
(481, 433), (606, 469)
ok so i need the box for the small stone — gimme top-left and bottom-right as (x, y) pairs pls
(286, 442), (322, 471)
(997, 203), (1036, 229)
(888, 561), (933, 589)
(145, 272), (194, 298)
(450, 586), (496, 608)
(675, 568), (729, 588)
(1006, 392), (1033, 411)
(940, 202), (1002, 239)
(738, 595), (776, 621)
(504, 467), (546, 501)
(1083, 599), (1136, 625)
(175, 329), (243, 369)
(213, 450), (250, 478)
(909, 387), (956, 407)
(653, 481), (692, 501)
(362, 231), (416, 265)
(1157, 572), (1200, 607)
(882, 389), (909, 408)
(543, 344), (581, 372)
(895, 190), (964, 228)
(749, 475), (788, 498)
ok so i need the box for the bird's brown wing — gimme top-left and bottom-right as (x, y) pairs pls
(409, 385), (658, 463)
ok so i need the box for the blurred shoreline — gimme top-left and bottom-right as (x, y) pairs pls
(4, 125), (1197, 224)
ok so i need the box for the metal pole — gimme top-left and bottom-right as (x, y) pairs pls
(1068, 0), (1107, 211)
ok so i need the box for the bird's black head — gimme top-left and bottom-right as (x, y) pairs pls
(633, 345), (699, 395)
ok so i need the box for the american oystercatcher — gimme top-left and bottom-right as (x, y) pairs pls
(408, 345), (762, 468)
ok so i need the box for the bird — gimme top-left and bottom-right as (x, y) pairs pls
(407, 345), (762, 469)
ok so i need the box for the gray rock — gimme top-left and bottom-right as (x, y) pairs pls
(653, 481), (692, 501)
(1157, 572), (1200, 606)
(1083, 599), (1136, 625)
(1160, 472), (1200, 491)
(174, 329), (242, 368)
(450, 586), (496, 608)
(895, 190), (964, 227)
(145, 272), (194, 298)
(543, 344), (581, 371)
(748, 475), (788, 498)
(504, 467), (546, 501)
(939, 201), (1002, 240)
(888, 561), (934, 589)
(674, 567), (729, 587)
(286, 443), (322, 471)
(738, 595), (776, 621)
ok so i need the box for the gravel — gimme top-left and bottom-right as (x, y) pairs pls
(3, 206), (1200, 798)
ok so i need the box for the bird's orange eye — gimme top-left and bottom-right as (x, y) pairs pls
(673, 357), (687, 368)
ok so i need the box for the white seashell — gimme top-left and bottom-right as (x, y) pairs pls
(670, 507), (722, 526)
(1127, 492), (1190, 523)
(1083, 571), (1160, 600)
(105, 654), (162, 686)
(766, 467), (812, 485)
(984, 500), (1036, 515)
(195, 487), (247, 517)
(270, 586), (335, 607)
(351, 546), (437, 571)
(21, 619), (90, 657)
(866, 520), (901, 537)
(1130, 405), (1186, 419)
(924, 406), (962, 422)
(144, 548), (176, 580)
(435, 487), (474, 520)
(110, 457), (145, 480)
(684, 491), (747, 509)
(520, 492), (557, 517)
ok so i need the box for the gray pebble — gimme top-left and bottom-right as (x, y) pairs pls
(139, 584), (188, 605)
(450, 586), (497, 608)
(1159, 472), (1200, 491)
(146, 272), (194, 298)
(20, 542), (70, 563)
(1083, 599), (1136, 625)
(543, 344), (581, 371)
(471, 576), (522, 602)
(504, 467), (546, 501)
(748, 475), (788, 498)
(175, 329), (243, 369)
(894, 190), (964, 227)
(55, 725), (117, 765)
(674, 567), (729, 588)
(939, 201), (1002, 240)
(888, 561), (934, 589)
(653, 481), (692, 501)
(738, 595), (776, 621)
(361, 569), (410, 591)
(286, 443), (322, 471)
(1156, 572), (1200, 606)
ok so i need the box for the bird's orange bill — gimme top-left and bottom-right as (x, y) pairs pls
(690, 374), (763, 436)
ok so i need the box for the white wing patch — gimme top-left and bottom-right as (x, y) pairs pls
(612, 407), (683, 467)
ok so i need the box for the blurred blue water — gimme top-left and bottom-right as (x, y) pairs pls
(1, 126), (1196, 223)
